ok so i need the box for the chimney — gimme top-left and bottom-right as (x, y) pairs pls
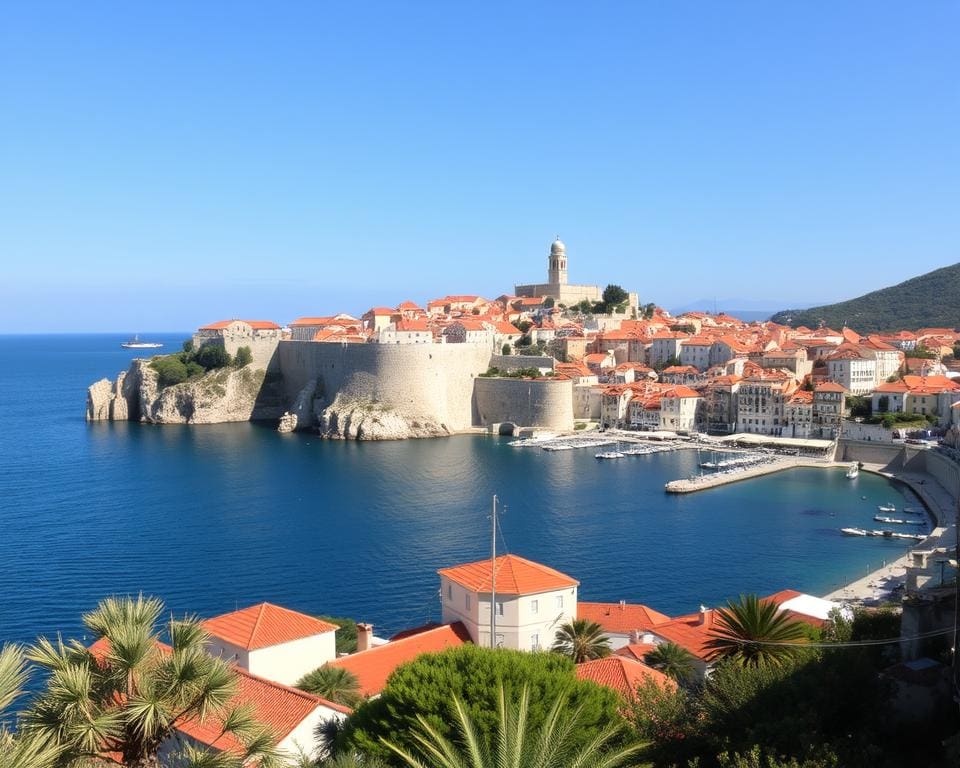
(629, 629), (640, 644)
(619, 599), (626, 611)
(356, 622), (373, 653)
(698, 605), (713, 626)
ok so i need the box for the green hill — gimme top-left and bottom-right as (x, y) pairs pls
(770, 262), (960, 333)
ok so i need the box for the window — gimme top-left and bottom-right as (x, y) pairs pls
(531, 599), (539, 614)
(495, 633), (504, 648)
(556, 595), (564, 610)
(531, 633), (540, 651)
(447, 584), (452, 600)
(466, 594), (471, 610)
(496, 601), (504, 617)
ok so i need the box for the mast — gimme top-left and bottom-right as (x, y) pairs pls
(491, 494), (497, 649)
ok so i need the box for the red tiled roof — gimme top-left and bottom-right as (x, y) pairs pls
(290, 316), (337, 327)
(89, 638), (345, 756)
(199, 319), (280, 331)
(614, 642), (659, 662)
(650, 610), (719, 661)
(178, 667), (341, 753)
(578, 602), (671, 634)
(814, 382), (847, 393)
(575, 656), (674, 700)
(203, 603), (338, 651)
(438, 554), (578, 595)
(365, 307), (397, 316)
(327, 622), (472, 696)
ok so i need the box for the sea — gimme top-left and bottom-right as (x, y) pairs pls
(0, 333), (929, 647)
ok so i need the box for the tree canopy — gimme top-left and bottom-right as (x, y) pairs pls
(335, 645), (621, 763)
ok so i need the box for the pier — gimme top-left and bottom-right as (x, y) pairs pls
(664, 457), (841, 493)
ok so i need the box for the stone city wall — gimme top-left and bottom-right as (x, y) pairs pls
(278, 341), (492, 432)
(473, 377), (574, 432)
(488, 354), (555, 373)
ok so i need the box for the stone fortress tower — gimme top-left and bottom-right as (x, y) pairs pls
(515, 237), (636, 309)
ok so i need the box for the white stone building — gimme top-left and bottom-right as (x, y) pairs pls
(202, 602), (338, 687)
(825, 345), (877, 395)
(438, 554), (579, 652)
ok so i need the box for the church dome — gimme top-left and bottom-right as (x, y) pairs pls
(550, 238), (566, 255)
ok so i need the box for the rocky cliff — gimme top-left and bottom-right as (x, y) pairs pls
(316, 393), (452, 440)
(86, 359), (284, 424)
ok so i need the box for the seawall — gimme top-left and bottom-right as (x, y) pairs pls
(278, 340), (492, 432)
(473, 377), (574, 432)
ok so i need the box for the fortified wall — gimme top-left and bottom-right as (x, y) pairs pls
(473, 377), (574, 432)
(278, 340), (492, 436)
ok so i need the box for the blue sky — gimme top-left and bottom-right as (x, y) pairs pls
(1, 2), (957, 332)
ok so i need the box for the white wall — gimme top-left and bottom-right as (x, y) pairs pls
(277, 704), (346, 763)
(206, 631), (337, 687)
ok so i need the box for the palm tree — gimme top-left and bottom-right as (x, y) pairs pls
(704, 594), (808, 667)
(297, 665), (362, 707)
(383, 684), (643, 768)
(551, 619), (612, 663)
(643, 642), (696, 685)
(0, 644), (61, 768)
(21, 594), (282, 768)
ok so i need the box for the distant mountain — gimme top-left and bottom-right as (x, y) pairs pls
(770, 263), (960, 333)
(671, 298), (815, 323)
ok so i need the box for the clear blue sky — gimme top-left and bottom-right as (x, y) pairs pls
(1, 2), (957, 332)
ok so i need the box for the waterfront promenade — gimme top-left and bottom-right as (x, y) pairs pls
(664, 457), (842, 493)
(824, 462), (957, 603)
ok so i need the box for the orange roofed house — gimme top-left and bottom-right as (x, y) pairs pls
(438, 554), (579, 651)
(203, 602), (339, 687)
(193, 319), (283, 370)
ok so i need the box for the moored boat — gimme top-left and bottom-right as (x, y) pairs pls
(840, 527), (868, 536)
(877, 504), (896, 513)
(596, 451), (625, 460)
(874, 515), (924, 526)
(121, 335), (163, 349)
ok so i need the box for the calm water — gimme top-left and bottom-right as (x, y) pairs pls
(0, 334), (928, 646)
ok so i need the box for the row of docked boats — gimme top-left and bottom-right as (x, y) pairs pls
(840, 527), (927, 541)
(596, 442), (684, 460)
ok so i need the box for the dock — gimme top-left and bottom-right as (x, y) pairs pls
(664, 457), (840, 493)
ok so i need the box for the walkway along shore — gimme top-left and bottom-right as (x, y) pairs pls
(662, 451), (957, 603)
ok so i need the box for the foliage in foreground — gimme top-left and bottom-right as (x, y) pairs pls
(384, 684), (644, 768)
(551, 619), (612, 663)
(21, 594), (281, 768)
(150, 340), (252, 387)
(704, 594), (808, 667)
(335, 645), (622, 764)
(0, 644), (61, 768)
(297, 665), (362, 707)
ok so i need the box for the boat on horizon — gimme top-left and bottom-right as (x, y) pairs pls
(121, 335), (163, 349)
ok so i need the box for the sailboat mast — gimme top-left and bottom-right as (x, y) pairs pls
(491, 494), (497, 649)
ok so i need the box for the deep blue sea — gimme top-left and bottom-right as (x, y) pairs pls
(0, 334), (929, 647)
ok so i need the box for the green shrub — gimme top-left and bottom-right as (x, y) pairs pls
(181, 339), (195, 354)
(150, 357), (188, 387)
(195, 343), (232, 369)
(337, 646), (621, 762)
(234, 346), (253, 368)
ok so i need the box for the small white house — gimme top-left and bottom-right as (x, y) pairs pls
(438, 554), (579, 652)
(203, 602), (339, 687)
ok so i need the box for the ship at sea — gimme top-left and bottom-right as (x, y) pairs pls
(120, 335), (163, 349)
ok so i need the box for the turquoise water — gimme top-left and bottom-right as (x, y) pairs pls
(0, 334), (928, 646)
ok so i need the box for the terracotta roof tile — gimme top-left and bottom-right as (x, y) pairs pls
(203, 603), (338, 651)
(327, 623), (472, 696)
(199, 319), (280, 331)
(578, 602), (671, 634)
(437, 554), (578, 595)
(575, 656), (674, 700)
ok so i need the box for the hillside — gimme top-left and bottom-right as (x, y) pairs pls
(770, 262), (960, 333)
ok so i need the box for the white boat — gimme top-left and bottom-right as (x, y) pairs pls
(596, 451), (625, 460)
(121, 335), (163, 349)
(846, 463), (859, 479)
(877, 504), (896, 513)
(901, 506), (925, 515)
(840, 527), (868, 536)
(873, 515), (924, 526)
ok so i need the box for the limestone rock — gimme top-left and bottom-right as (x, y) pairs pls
(277, 412), (298, 433)
(318, 393), (450, 440)
(86, 358), (283, 425)
(277, 379), (317, 433)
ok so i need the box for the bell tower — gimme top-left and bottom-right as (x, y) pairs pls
(547, 237), (568, 285)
